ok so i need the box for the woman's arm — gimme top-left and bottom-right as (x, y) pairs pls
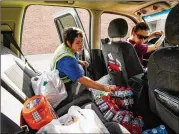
(77, 76), (116, 92)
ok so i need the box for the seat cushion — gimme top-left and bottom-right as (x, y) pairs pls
(1, 54), (35, 98)
(1, 46), (37, 99)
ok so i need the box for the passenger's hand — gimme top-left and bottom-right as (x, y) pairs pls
(104, 85), (117, 92)
(150, 31), (163, 38)
(154, 31), (165, 49)
(80, 61), (89, 67)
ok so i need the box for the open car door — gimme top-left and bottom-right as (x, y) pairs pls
(53, 8), (91, 77)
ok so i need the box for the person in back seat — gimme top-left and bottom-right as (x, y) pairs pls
(127, 22), (164, 64)
(51, 27), (116, 103)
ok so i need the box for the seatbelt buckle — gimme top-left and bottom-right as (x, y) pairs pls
(21, 125), (29, 134)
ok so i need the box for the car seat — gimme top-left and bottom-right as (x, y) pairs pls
(147, 3), (179, 134)
(102, 18), (144, 86)
(1, 25), (93, 115)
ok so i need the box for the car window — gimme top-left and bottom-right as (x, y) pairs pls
(143, 9), (171, 33)
(21, 5), (90, 72)
(101, 13), (135, 41)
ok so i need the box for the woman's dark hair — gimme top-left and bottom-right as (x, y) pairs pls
(132, 22), (150, 33)
(63, 27), (84, 46)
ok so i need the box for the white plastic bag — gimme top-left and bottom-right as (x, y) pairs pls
(37, 106), (109, 133)
(89, 74), (112, 99)
(31, 70), (67, 108)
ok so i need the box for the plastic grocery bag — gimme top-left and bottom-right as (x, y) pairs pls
(89, 74), (112, 99)
(37, 106), (110, 133)
(31, 70), (67, 108)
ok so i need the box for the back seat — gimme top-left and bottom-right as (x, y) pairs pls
(1, 29), (93, 115)
(1, 86), (130, 134)
(1, 24), (92, 109)
(1, 46), (36, 100)
(1, 45), (94, 115)
(1, 27), (130, 134)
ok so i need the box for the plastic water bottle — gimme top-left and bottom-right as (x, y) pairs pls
(112, 110), (126, 123)
(143, 125), (168, 134)
(95, 98), (105, 106)
(127, 88), (134, 109)
(123, 89), (129, 110)
(103, 107), (115, 121)
(157, 125), (168, 134)
(150, 128), (158, 134)
(142, 129), (151, 134)
(119, 87), (125, 107)
(142, 131), (149, 134)
(131, 116), (144, 134)
(99, 102), (109, 112)
(121, 111), (133, 131)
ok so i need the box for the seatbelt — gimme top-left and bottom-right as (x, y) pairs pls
(2, 31), (40, 75)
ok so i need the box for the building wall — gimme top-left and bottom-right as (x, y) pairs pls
(21, 5), (134, 55)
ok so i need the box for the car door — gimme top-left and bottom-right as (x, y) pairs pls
(53, 8), (91, 77)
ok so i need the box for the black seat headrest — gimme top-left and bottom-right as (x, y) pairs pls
(108, 18), (128, 38)
(165, 3), (179, 45)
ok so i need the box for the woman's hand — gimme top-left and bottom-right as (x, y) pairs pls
(78, 76), (116, 93)
(79, 60), (89, 67)
(103, 85), (117, 92)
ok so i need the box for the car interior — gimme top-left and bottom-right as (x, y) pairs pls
(1, 1), (179, 134)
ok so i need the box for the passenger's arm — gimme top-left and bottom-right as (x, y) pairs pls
(144, 31), (163, 43)
(147, 32), (165, 53)
(149, 31), (163, 39)
(147, 44), (158, 53)
(77, 76), (116, 92)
